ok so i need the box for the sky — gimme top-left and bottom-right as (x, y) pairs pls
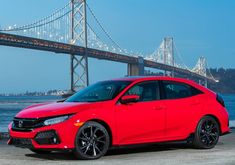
(0, 0), (234, 93)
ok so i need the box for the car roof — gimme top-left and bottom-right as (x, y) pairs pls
(111, 76), (212, 94)
(112, 76), (193, 83)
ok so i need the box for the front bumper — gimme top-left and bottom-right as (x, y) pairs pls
(8, 119), (82, 150)
(8, 138), (33, 149)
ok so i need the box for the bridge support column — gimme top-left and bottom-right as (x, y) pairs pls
(70, 0), (89, 92)
(198, 79), (208, 88)
(198, 79), (202, 85)
(204, 79), (208, 88)
(70, 54), (88, 92)
(171, 69), (175, 77)
(127, 56), (144, 76)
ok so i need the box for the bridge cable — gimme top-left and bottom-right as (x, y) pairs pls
(173, 41), (190, 70)
(206, 61), (218, 82)
(86, 3), (125, 53)
(0, 2), (72, 32)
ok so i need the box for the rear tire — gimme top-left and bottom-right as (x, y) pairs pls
(193, 116), (220, 149)
(73, 121), (110, 160)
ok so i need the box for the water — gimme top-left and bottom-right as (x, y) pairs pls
(222, 94), (235, 126)
(0, 95), (61, 132)
(0, 95), (234, 133)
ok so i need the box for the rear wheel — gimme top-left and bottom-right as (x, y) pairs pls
(193, 116), (220, 149)
(74, 121), (110, 160)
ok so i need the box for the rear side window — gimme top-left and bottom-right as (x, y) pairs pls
(162, 81), (202, 99)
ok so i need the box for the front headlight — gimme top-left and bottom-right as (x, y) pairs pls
(43, 115), (72, 126)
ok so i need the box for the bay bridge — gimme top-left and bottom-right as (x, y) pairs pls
(0, 0), (217, 92)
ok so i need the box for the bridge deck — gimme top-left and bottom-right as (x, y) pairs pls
(0, 32), (214, 82)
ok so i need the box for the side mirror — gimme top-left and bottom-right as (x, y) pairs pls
(120, 95), (140, 104)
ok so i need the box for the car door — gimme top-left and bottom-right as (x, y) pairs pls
(161, 80), (203, 139)
(115, 81), (166, 145)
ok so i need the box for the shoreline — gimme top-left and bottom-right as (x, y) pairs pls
(0, 132), (9, 140)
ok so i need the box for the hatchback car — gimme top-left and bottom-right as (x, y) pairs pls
(8, 76), (230, 159)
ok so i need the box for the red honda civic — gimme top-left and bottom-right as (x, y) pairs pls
(8, 76), (230, 159)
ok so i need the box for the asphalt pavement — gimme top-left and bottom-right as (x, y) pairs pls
(0, 131), (235, 165)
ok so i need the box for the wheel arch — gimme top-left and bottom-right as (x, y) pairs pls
(87, 119), (113, 146)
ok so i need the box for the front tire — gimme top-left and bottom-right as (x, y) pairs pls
(74, 121), (110, 160)
(193, 116), (220, 149)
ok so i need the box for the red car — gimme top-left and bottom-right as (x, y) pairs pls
(8, 76), (230, 159)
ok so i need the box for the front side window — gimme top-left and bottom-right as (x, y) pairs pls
(162, 81), (202, 99)
(66, 81), (131, 102)
(124, 81), (160, 102)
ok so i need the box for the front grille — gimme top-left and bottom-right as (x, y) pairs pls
(12, 118), (44, 132)
(11, 138), (33, 148)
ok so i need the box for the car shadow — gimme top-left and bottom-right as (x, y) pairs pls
(107, 141), (192, 156)
(25, 151), (77, 160)
(25, 141), (193, 160)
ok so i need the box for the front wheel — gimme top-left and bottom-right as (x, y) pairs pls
(73, 121), (110, 160)
(193, 116), (220, 149)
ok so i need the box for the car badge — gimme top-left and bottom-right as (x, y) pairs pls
(18, 120), (23, 128)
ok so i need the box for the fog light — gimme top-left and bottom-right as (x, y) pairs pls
(34, 130), (60, 145)
(53, 137), (57, 144)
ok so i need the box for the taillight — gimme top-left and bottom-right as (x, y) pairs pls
(216, 94), (225, 107)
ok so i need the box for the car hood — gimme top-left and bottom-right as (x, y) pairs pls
(15, 102), (103, 119)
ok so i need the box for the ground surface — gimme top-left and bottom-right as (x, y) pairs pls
(0, 131), (235, 165)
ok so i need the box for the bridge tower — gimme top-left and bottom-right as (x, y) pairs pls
(193, 56), (207, 87)
(195, 57), (206, 77)
(70, 0), (89, 92)
(163, 37), (174, 76)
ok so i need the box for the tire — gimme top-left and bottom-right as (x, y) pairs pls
(193, 116), (220, 149)
(73, 121), (110, 160)
(30, 149), (52, 154)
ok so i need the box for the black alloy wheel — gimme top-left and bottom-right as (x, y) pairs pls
(74, 121), (110, 160)
(193, 116), (220, 149)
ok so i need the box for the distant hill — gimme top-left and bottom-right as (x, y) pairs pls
(145, 68), (235, 94)
(208, 68), (235, 94)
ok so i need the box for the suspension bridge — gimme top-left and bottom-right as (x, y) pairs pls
(0, 0), (217, 92)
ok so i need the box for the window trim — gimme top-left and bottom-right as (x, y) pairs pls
(160, 80), (204, 100)
(117, 80), (161, 103)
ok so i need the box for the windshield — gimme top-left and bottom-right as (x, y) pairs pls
(65, 81), (131, 102)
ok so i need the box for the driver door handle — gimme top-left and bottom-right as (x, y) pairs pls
(153, 106), (165, 110)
